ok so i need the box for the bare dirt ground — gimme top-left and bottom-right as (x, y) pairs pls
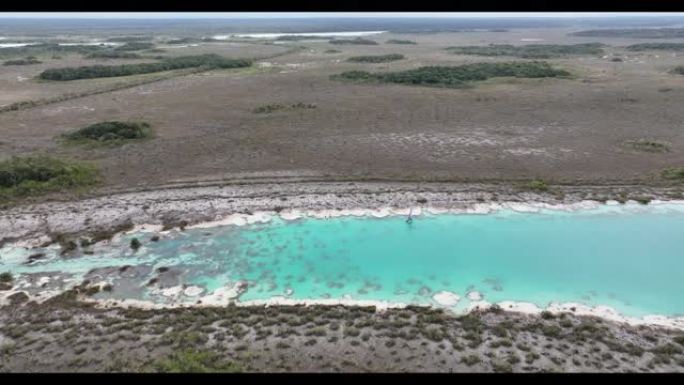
(1, 28), (684, 193)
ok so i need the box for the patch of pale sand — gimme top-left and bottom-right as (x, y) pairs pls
(183, 286), (204, 297)
(432, 291), (461, 307)
(466, 291), (483, 301)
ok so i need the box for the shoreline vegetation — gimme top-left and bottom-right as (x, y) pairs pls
(0, 156), (98, 203)
(39, 54), (253, 81)
(347, 54), (405, 63)
(445, 43), (605, 59)
(331, 61), (570, 88)
(0, 299), (683, 372)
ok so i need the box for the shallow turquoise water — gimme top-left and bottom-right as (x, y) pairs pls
(3, 202), (684, 317)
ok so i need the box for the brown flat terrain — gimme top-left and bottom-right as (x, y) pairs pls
(2, 28), (684, 192)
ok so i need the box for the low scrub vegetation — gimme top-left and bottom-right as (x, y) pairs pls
(625, 43), (684, 51)
(0, 156), (98, 201)
(672, 66), (684, 76)
(331, 61), (569, 88)
(662, 167), (684, 181)
(324, 49), (341, 54)
(39, 54), (252, 81)
(347, 54), (405, 63)
(445, 43), (604, 59)
(85, 51), (143, 59)
(524, 179), (550, 192)
(3, 57), (42, 66)
(62, 121), (152, 144)
(152, 349), (241, 373)
(386, 39), (417, 45)
(253, 102), (317, 114)
(114, 42), (155, 51)
(329, 38), (378, 45)
(625, 140), (670, 153)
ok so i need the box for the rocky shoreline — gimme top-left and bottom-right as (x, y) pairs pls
(2, 181), (682, 247)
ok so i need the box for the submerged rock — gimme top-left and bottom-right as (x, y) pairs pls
(432, 291), (460, 307)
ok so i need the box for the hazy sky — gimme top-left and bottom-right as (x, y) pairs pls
(0, 12), (681, 19)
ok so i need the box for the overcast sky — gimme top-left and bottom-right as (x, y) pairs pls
(0, 12), (681, 19)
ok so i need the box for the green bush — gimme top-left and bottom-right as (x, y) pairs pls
(324, 49), (341, 54)
(386, 39), (417, 45)
(347, 54), (405, 63)
(626, 140), (669, 153)
(0, 272), (13, 283)
(63, 121), (151, 143)
(673, 66), (684, 76)
(446, 43), (604, 59)
(40, 54), (252, 81)
(0, 156), (98, 200)
(331, 61), (569, 88)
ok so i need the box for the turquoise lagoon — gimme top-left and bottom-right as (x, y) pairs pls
(2, 201), (684, 318)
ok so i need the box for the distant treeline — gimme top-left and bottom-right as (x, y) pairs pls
(3, 57), (42, 66)
(347, 54), (405, 63)
(40, 54), (252, 81)
(571, 28), (684, 39)
(0, 43), (105, 58)
(106, 36), (153, 43)
(275, 35), (328, 41)
(114, 42), (156, 51)
(329, 38), (378, 45)
(331, 61), (569, 88)
(625, 43), (684, 51)
(85, 51), (143, 59)
(445, 43), (604, 59)
(386, 39), (417, 45)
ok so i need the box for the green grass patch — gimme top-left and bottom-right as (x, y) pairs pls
(61, 121), (152, 144)
(0, 156), (98, 202)
(331, 61), (569, 88)
(524, 179), (550, 192)
(386, 39), (417, 45)
(445, 43), (604, 59)
(329, 38), (378, 45)
(347, 54), (405, 63)
(39, 54), (252, 81)
(0, 43), (106, 59)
